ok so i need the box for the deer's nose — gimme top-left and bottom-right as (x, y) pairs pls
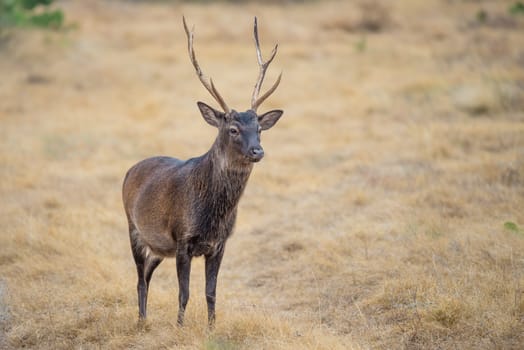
(249, 146), (264, 161)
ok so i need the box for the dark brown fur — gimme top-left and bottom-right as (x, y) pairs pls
(123, 104), (282, 326)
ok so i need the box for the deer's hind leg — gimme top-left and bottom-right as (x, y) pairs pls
(129, 226), (163, 320)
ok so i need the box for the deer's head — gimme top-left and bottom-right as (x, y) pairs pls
(184, 17), (283, 163)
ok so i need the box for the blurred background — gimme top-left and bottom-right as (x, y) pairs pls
(1, 1), (523, 349)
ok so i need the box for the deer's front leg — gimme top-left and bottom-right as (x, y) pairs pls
(205, 247), (225, 328)
(176, 250), (192, 326)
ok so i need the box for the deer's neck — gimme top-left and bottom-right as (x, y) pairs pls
(208, 145), (253, 189)
(193, 144), (253, 210)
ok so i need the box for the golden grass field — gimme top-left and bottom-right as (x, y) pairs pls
(1, 0), (524, 348)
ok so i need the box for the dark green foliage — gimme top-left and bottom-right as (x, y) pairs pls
(0, 0), (63, 29)
(21, 0), (53, 10)
(509, 1), (524, 15)
(28, 9), (62, 28)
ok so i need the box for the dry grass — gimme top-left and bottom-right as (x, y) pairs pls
(1, 0), (524, 348)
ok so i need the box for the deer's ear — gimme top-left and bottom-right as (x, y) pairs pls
(258, 110), (283, 130)
(197, 101), (224, 127)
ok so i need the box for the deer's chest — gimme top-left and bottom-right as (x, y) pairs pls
(185, 201), (237, 257)
(182, 169), (248, 256)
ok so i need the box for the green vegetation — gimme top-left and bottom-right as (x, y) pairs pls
(504, 221), (522, 235)
(0, 0), (63, 29)
(476, 9), (488, 23)
(509, 1), (524, 15)
(354, 35), (367, 52)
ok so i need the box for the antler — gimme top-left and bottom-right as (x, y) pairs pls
(251, 17), (282, 112)
(183, 17), (230, 113)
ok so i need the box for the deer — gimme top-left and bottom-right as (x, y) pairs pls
(122, 17), (283, 328)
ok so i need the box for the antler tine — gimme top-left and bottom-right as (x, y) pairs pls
(183, 16), (230, 113)
(251, 17), (281, 112)
(252, 71), (282, 111)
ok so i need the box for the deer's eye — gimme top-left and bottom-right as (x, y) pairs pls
(229, 127), (239, 136)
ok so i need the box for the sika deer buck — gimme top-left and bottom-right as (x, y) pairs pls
(122, 17), (283, 327)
